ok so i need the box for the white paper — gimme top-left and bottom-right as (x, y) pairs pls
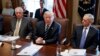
(17, 42), (43, 56)
(15, 45), (22, 48)
(69, 49), (86, 56)
(61, 50), (70, 56)
(0, 42), (2, 46)
(0, 35), (4, 41)
(3, 36), (19, 41)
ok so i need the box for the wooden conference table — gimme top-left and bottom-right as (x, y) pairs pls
(0, 38), (99, 56)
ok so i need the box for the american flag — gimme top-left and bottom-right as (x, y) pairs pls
(53, 0), (67, 18)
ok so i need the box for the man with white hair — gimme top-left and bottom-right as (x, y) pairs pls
(10, 7), (32, 38)
(71, 14), (98, 51)
(33, 11), (61, 44)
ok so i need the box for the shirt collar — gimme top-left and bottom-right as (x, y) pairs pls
(84, 25), (91, 29)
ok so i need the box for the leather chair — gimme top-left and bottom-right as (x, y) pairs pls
(0, 15), (3, 34)
(30, 18), (37, 29)
(54, 18), (69, 45)
(2, 15), (13, 34)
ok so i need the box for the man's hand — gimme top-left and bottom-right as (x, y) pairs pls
(36, 37), (44, 44)
(26, 36), (30, 40)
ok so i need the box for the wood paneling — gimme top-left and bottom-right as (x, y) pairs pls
(96, 0), (100, 24)
(66, 0), (73, 40)
(11, 0), (22, 9)
(0, 0), (2, 9)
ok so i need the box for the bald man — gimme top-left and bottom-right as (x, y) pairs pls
(33, 11), (61, 44)
(10, 7), (32, 38)
(71, 14), (98, 51)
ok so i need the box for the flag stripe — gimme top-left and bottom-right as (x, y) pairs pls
(57, 0), (65, 18)
(63, 0), (67, 12)
(55, 0), (62, 18)
(53, 0), (66, 18)
(54, 6), (59, 18)
(59, 0), (66, 18)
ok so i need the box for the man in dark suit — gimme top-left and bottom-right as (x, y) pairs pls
(10, 7), (32, 38)
(98, 28), (100, 51)
(34, 0), (48, 21)
(33, 11), (61, 44)
(21, 2), (29, 17)
(71, 14), (98, 51)
(0, 11), (3, 34)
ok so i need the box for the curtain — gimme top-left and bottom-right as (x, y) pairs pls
(78, 0), (96, 18)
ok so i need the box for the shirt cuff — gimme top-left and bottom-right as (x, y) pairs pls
(43, 40), (46, 44)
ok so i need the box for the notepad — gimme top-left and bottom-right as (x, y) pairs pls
(17, 42), (43, 56)
(69, 49), (86, 56)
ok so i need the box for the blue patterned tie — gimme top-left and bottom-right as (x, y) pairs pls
(80, 28), (87, 48)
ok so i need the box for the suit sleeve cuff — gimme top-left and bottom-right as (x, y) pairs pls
(43, 40), (46, 44)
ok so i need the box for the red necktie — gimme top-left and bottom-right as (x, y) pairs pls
(40, 9), (42, 16)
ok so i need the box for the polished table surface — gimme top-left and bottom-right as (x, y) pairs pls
(0, 38), (99, 56)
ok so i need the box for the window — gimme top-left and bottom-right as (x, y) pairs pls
(44, 0), (54, 11)
(23, 0), (54, 18)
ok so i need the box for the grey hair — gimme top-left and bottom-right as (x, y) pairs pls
(15, 7), (23, 12)
(84, 14), (94, 23)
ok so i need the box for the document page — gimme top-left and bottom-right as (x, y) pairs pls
(17, 42), (43, 56)
(61, 50), (69, 56)
(0, 35), (4, 41)
(0, 42), (2, 46)
(61, 49), (86, 56)
(69, 49), (86, 56)
(3, 36), (19, 41)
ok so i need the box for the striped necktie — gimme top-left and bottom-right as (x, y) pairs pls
(40, 9), (42, 16)
(44, 25), (49, 38)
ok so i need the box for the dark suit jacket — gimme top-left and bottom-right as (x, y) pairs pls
(71, 25), (98, 50)
(23, 10), (29, 17)
(0, 15), (3, 34)
(10, 17), (32, 37)
(98, 29), (100, 51)
(34, 8), (48, 21)
(33, 21), (61, 44)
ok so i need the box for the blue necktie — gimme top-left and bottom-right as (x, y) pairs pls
(80, 28), (87, 48)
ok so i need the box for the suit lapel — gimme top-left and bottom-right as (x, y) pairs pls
(85, 27), (93, 44)
(12, 18), (17, 32)
(48, 22), (56, 35)
(41, 22), (45, 35)
(78, 26), (83, 47)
